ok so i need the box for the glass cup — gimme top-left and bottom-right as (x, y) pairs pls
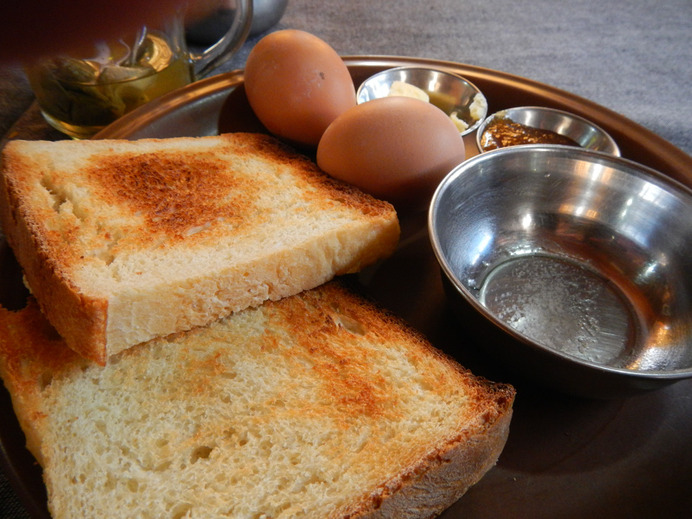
(25, 1), (252, 139)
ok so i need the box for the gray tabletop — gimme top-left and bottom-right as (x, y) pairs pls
(1, 1), (691, 518)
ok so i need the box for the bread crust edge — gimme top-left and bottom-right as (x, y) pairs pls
(0, 152), (108, 364)
(343, 385), (514, 518)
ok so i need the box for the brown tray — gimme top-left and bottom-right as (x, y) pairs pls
(2, 56), (691, 518)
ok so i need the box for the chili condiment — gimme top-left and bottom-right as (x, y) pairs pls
(480, 116), (580, 151)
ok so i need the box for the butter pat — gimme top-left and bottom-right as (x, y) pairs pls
(469, 93), (487, 122)
(450, 112), (469, 132)
(388, 81), (430, 102)
(451, 93), (487, 132)
(387, 81), (487, 134)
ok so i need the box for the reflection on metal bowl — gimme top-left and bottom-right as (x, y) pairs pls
(429, 145), (692, 398)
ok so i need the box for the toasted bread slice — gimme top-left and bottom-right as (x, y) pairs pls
(0, 281), (514, 519)
(0, 133), (399, 364)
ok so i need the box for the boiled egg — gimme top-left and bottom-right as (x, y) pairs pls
(244, 30), (356, 147)
(316, 96), (466, 210)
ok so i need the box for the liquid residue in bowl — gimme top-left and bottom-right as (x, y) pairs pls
(479, 254), (639, 367)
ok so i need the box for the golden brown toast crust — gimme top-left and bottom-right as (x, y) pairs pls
(0, 133), (400, 364)
(77, 135), (392, 245)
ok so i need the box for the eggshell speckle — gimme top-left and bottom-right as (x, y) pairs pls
(316, 96), (466, 209)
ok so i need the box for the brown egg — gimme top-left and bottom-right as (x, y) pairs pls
(244, 30), (356, 148)
(316, 96), (466, 210)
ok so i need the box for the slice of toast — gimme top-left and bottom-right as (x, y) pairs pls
(0, 133), (400, 364)
(0, 281), (515, 519)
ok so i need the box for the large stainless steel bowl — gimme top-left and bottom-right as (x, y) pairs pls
(429, 145), (692, 398)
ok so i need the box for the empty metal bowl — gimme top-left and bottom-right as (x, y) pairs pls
(476, 106), (620, 156)
(356, 66), (487, 136)
(429, 145), (692, 398)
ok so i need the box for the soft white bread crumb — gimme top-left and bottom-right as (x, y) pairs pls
(0, 281), (515, 519)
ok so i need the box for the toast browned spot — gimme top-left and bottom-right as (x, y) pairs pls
(0, 281), (514, 519)
(0, 133), (400, 364)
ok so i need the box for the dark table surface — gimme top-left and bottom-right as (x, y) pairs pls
(1, 1), (691, 518)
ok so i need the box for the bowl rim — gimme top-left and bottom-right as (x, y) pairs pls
(355, 65), (488, 136)
(428, 144), (692, 380)
(475, 105), (621, 156)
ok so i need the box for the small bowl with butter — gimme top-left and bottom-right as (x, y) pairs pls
(477, 106), (620, 156)
(356, 66), (488, 136)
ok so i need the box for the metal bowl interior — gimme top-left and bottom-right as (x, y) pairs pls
(429, 145), (692, 397)
(476, 106), (620, 156)
(356, 66), (487, 136)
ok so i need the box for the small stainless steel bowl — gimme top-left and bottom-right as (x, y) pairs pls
(476, 106), (620, 156)
(356, 66), (487, 136)
(429, 145), (692, 398)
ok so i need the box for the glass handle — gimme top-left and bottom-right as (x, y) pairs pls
(189, 0), (253, 79)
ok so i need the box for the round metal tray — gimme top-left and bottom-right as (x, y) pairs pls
(2, 56), (691, 519)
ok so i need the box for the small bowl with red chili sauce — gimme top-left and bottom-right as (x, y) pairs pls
(476, 106), (620, 156)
